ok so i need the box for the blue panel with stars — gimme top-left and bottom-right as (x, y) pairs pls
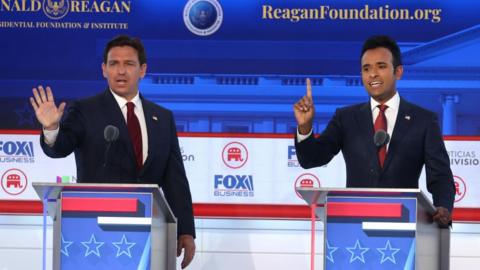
(60, 191), (153, 270)
(325, 196), (417, 270)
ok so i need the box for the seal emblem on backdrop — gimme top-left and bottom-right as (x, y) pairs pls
(183, 0), (223, 36)
(43, 0), (70, 20)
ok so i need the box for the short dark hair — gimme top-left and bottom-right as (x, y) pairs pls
(361, 35), (402, 68)
(103, 35), (147, 65)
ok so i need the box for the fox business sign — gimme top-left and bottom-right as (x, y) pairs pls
(0, 0), (131, 20)
(213, 174), (254, 197)
(0, 141), (35, 163)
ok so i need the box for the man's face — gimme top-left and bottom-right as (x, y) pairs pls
(361, 47), (403, 103)
(102, 46), (147, 101)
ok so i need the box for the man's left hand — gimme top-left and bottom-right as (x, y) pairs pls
(177, 234), (195, 269)
(433, 207), (451, 227)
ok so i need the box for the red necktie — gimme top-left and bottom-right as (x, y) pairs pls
(374, 104), (388, 168)
(126, 102), (143, 171)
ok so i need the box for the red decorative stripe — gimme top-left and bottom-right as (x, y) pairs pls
(452, 208), (480, 222)
(443, 136), (480, 141)
(193, 203), (311, 219)
(327, 202), (402, 218)
(0, 201), (480, 222)
(177, 132), (293, 138)
(0, 200), (43, 214)
(0, 129), (41, 135)
(62, 197), (138, 212)
(2, 130), (480, 140)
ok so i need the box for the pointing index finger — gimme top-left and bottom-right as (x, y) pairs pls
(306, 78), (312, 98)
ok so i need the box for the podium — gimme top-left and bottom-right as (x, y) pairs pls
(296, 187), (450, 270)
(33, 183), (177, 270)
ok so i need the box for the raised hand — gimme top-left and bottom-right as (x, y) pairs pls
(293, 78), (315, 135)
(30, 86), (66, 130)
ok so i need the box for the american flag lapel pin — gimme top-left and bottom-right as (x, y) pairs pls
(405, 115), (411, 120)
(152, 115), (158, 121)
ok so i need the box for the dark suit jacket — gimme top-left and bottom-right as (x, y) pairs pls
(41, 89), (195, 237)
(295, 98), (455, 211)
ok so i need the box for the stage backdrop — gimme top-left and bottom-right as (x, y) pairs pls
(0, 0), (479, 135)
(0, 132), (478, 211)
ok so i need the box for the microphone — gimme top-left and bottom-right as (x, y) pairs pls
(374, 129), (390, 147)
(104, 125), (119, 142)
(103, 125), (119, 167)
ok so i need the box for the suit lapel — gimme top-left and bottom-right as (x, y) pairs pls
(382, 98), (412, 171)
(355, 102), (380, 170)
(139, 97), (159, 175)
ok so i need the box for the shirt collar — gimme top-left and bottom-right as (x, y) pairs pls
(110, 89), (141, 109)
(370, 91), (400, 112)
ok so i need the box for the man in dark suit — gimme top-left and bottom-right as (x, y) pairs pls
(293, 35), (455, 227)
(30, 35), (196, 268)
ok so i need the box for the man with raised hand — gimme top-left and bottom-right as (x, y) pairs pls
(30, 35), (196, 268)
(293, 35), (455, 227)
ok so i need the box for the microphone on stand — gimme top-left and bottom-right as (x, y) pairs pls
(374, 129), (390, 147)
(103, 125), (119, 167)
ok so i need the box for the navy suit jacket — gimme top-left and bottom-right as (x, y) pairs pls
(41, 90), (195, 237)
(295, 98), (455, 211)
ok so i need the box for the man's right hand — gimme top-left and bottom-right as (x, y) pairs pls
(30, 86), (66, 130)
(293, 78), (315, 135)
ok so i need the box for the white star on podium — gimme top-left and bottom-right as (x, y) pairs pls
(377, 240), (400, 264)
(325, 240), (338, 263)
(346, 239), (369, 263)
(112, 234), (136, 258)
(60, 234), (73, 257)
(81, 234), (105, 257)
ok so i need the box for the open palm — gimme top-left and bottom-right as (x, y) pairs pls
(30, 86), (66, 130)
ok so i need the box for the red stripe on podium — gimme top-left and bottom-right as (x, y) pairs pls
(62, 197), (138, 212)
(326, 202), (402, 218)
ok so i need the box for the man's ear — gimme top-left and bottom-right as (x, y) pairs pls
(140, 63), (147, 79)
(394, 65), (403, 79)
(101, 63), (107, 78)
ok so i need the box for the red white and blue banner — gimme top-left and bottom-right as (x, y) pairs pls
(1, 132), (478, 210)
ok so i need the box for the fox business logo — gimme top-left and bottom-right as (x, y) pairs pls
(0, 141), (35, 163)
(287, 145), (300, 167)
(0, 0), (131, 20)
(214, 175), (254, 197)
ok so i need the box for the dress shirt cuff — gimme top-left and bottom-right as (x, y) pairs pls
(43, 126), (59, 147)
(296, 127), (312, 143)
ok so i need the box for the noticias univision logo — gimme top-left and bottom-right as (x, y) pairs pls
(0, 141), (35, 163)
(213, 174), (254, 197)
